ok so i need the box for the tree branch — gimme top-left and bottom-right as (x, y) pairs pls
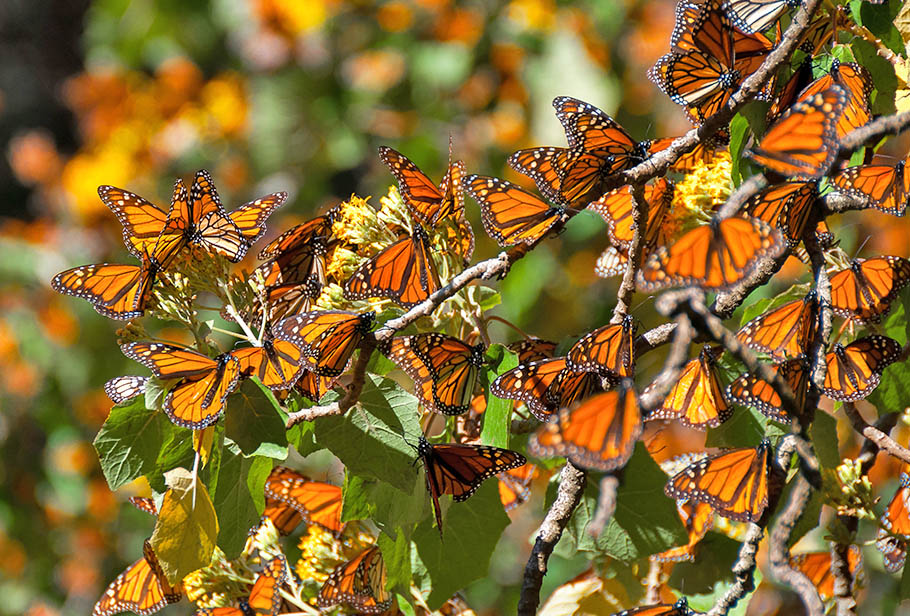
(843, 403), (910, 465)
(517, 461), (587, 616)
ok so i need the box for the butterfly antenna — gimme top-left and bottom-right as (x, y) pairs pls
(483, 315), (531, 339)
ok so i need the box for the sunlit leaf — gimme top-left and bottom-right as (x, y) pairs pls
(224, 378), (288, 459)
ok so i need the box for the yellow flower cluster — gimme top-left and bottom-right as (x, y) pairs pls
(669, 151), (734, 235)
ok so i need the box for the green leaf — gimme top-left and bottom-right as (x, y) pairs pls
(411, 480), (510, 610)
(341, 472), (426, 540)
(224, 379), (288, 459)
(865, 360), (910, 414)
(315, 374), (422, 492)
(669, 532), (749, 601)
(482, 344), (518, 448)
(378, 530), (412, 597)
(94, 397), (180, 490)
(855, 1), (904, 55)
(151, 468), (219, 584)
(705, 406), (766, 448)
(367, 349), (397, 376)
(209, 439), (272, 559)
(900, 557), (910, 600)
(728, 114), (750, 186)
(810, 410), (840, 469)
(599, 443), (688, 561)
(288, 420), (321, 457)
(852, 39), (898, 115)
(787, 487), (824, 548)
(147, 424), (195, 493)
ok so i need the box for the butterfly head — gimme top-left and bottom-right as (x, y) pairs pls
(358, 312), (377, 332)
(673, 596), (690, 611)
(470, 344), (487, 367)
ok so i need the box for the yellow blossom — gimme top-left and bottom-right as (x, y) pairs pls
(295, 524), (342, 585)
(670, 151), (733, 234)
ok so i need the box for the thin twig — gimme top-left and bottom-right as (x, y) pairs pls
(706, 523), (765, 616)
(587, 475), (619, 538)
(843, 403), (910, 465)
(517, 461), (587, 616)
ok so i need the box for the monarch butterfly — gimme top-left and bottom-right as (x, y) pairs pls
(529, 384), (642, 472)
(644, 346), (731, 430)
(637, 216), (785, 291)
(232, 337), (305, 391)
(253, 273), (325, 328)
(263, 466), (344, 534)
(464, 175), (573, 247)
(611, 597), (696, 616)
(93, 539), (183, 616)
(797, 14), (836, 55)
(790, 546), (863, 600)
(491, 357), (603, 422)
(498, 464), (539, 512)
(736, 292), (818, 361)
(654, 500), (714, 562)
(566, 315), (637, 378)
(105, 375), (150, 404)
(417, 436), (526, 535)
(822, 335), (902, 401)
(746, 86), (846, 180)
(343, 222), (441, 308)
(317, 546), (392, 614)
(380, 145), (474, 262)
(506, 338), (558, 363)
(554, 96), (650, 173)
(726, 357), (808, 423)
(876, 473), (910, 572)
(258, 205), (339, 260)
(51, 235), (168, 320)
(383, 333), (486, 415)
(101, 175), (286, 263)
(195, 555), (287, 616)
(263, 497), (305, 536)
(649, 2), (772, 123)
(256, 234), (331, 290)
(828, 256), (910, 324)
(129, 496), (158, 516)
(797, 60), (872, 140)
(665, 439), (779, 522)
(743, 181), (818, 247)
(830, 155), (910, 217)
(588, 179), (674, 250)
(721, 0), (800, 34)
(766, 59), (815, 125)
(274, 310), (375, 378)
(121, 342), (243, 429)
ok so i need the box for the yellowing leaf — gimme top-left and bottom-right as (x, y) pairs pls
(150, 467), (219, 584)
(896, 0), (910, 48)
(539, 568), (628, 616)
(193, 426), (216, 466)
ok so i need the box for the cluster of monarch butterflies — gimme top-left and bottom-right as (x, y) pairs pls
(54, 0), (910, 610)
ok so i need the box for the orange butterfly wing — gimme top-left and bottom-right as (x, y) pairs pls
(790, 546), (862, 600)
(98, 185), (169, 259)
(264, 466), (344, 534)
(830, 157), (910, 217)
(228, 191), (287, 244)
(258, 207), (338, 260)
(665, 439), (775, 522)
(822, 335), (901, 401)
(638, 217), (784, 291)
(491, 357), (602, 422)
(317, 546), (392, 614)
(726, 357), (808, 423)
(653, 500), (714, 562)
(506, 338), (558, 363)
(186, 170), (250, 262)
(465, 175), (570, 246)
(121, 342), (241, 428)
(645, 346), (731, 430)
(93, 540), (183, 616)
(829, 256), (910, 324)
(529, 386), (642, 472)
(746, 86), (846, 179)
(744, 181), (818, 246)
(588, 179), (674, 249)
(498, 464), (539, 512)
(232, 339), (304, 390)
(611, 598), (695, 616)
(51, 261), (159, 320)
(343, 225), (441, 308)
(877, 473), (910, 572)
(797, 60), (872, 139)
(736, 292), (818, 361)
(566, 316), (637, 378)
(274, 310), (374, 377)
